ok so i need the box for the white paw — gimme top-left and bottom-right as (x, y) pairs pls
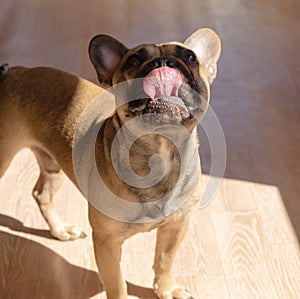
(155, 285), (194, 299)
(51, 224), (87, 241)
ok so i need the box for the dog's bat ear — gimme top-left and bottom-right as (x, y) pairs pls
(89, 35), (128, 87)
(184, 28), (221, 84)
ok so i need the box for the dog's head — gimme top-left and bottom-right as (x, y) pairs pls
(89, 28), (221, 131)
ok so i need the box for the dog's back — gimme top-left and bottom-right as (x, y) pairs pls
(0, 65), (102, 178)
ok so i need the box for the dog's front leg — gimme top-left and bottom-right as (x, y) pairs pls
(89, 204), (129, 298)
(92, 228), (128, 299)
(153, 215), (193, 299)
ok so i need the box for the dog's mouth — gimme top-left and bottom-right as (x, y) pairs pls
(127, 67), (192, 123)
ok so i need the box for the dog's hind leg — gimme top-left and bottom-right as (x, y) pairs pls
(0, 157), (12, 179)
(0, 155), (11, 179)
(0, 143), (19, 179)
(31, 146), (86, 241)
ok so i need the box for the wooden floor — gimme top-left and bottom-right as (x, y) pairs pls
(0, 0), (300, 298)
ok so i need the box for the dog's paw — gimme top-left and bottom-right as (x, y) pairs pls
(154, 283), (194, 299)
(51, 224), (87, 241)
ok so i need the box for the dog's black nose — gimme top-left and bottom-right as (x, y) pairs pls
(137, 57), (178, 78)
(153, 57), (177, 68)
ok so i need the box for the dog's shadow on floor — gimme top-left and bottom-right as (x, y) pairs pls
(0, 213), (54, 239)
(127, 283), (158, 299)
(0, 214), (157, 299)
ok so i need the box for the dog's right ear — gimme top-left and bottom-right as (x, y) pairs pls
(89, 35), (128, 87)
(184, 28), (221, 84)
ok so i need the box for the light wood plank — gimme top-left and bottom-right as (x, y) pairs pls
(252, 182), (298, 244)
(211, 210), (286, 299)
(271, 244), (300, 299)
(216, 178), (257, 211)
(176, 275), (230, 299)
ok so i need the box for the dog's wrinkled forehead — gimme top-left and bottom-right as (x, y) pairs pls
(129, 43), (188, 57)
(131, 44), (161, 58)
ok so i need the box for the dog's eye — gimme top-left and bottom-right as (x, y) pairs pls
(184, 50), (197, 64)
(125, 55), (141, 69)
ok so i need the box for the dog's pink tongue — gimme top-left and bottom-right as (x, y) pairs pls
(143, 67), (183, 100)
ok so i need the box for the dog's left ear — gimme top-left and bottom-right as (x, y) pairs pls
(89, 35), (128, 87)
(184, 28), (221, 84)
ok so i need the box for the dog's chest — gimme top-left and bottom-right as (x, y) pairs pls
(119, 132), (200, 206)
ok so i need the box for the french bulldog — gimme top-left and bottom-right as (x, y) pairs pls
(0, 28), (221, 299)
